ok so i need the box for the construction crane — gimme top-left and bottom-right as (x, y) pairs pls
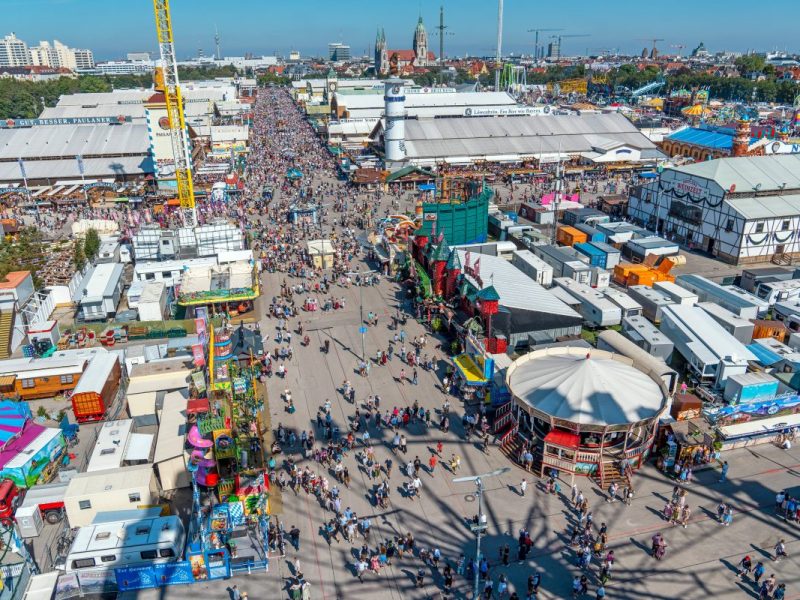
(670, 44), (686, 57)
(549, 34), (590, 59)
(527, 28), (563, 60)
(153, 0), (197, 227)
(637, 37), (665, 58)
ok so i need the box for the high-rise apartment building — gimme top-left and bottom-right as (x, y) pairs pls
(0, 32), (30, 67)
(3, 33), (94, 70)
(30, 41), (59, 67)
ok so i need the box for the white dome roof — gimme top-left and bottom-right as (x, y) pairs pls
(508, 348), (666, 427)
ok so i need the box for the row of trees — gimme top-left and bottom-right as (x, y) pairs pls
(0, 66), (243, 119)
(526, 63), (800, 104)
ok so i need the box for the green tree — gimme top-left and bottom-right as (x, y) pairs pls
(73, 242), (86, 272)
(734, 54), (766, 76)
(83, 228), (101, 262)
(0, 228), (47, 288)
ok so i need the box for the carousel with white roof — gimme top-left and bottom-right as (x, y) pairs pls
(502, 346), (669, 485)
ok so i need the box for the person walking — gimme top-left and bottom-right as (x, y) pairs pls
(773, 539), (788, 561)
(428, 454), (437, 474)
(595, 585), (606, 599)
(399, 368), (406, 384)
(753, 561), (766, 585)
(719, 460), (729, 482)
(520, 478), (528, 497)
(607, 481), (618, 503)
(356, 559), (367, 583)
(760, 575), (777, 600)
(232, 585), (242, 600)
(737, 555), (753, 579)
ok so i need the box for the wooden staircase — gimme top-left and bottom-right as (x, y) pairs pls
(772, 252), (793, 266)
(0, 311), (13, 360)
(594, 461), (631, 489)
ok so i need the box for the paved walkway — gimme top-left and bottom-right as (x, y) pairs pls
(123, 256), (800, 600)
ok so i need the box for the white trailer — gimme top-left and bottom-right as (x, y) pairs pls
(603, 288), (643, 318)
(553, 278), (622, 327)
(62, 513), (185, 573)
(754, 279), (800, 306)
(511, 250), (553, 287)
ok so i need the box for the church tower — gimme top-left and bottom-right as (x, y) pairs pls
(375, 28), (388, 75)
(413, 16), (429, 66)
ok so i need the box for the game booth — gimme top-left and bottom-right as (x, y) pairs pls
(452, 334), (494, 406)
(182, 324), (271, 575)
(0, 401), (66, 488)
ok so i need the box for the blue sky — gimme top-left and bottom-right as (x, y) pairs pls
(4, 0), (797, 60)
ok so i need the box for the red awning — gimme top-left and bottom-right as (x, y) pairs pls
(544, 429), (580, 449)
(187, 398), (210, 414)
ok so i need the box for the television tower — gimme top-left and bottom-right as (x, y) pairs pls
(214, 25), (221, 60)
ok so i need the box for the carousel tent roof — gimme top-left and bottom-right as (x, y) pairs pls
(507, 347), (667, 427)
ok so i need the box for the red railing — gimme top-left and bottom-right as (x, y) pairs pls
(492, 401), (513, 434)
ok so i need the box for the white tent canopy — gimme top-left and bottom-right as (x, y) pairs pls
(507, 347), (667, 427)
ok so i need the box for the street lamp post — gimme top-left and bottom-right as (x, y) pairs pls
(454, 467), (511, 599)
(346, 268), (378, 375)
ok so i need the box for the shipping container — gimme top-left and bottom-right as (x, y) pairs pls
(627, 268), (675, 287)
(723, 372), (779, 404)
(556, 225), (588, 247)
(588, 241), (621, 270)
(574, 242), (606, 268)
(574, 223), (607, 244)
(612, 264), (650, 287)
(511, 250), (553, 287)
(627, 285), (675, 324)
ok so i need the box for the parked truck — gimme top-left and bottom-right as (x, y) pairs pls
(0, 479), (67, 529)
(19, 480), (69, 524)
